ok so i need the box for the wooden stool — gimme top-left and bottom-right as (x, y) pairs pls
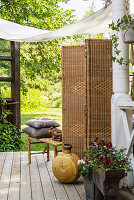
(28, 136), (62, 164)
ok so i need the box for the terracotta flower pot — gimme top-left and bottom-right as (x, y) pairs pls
(93, 168), (125, 196)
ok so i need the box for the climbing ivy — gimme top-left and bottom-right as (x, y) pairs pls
(109, 15), (134, 66)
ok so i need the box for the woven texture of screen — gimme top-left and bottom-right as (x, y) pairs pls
(86, 39), (112, 144)
(62, 40), (112, 158)
(62, 45), (87, 158)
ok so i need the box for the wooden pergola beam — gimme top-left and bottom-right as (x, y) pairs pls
(0, 77), (12, 82)
(11, 41), (20, 129)
(0, 56), (13, 61)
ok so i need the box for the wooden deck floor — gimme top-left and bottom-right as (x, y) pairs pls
(0, 151), (86, 200)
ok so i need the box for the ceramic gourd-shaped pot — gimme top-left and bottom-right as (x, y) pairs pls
(52, 144), (80, 183)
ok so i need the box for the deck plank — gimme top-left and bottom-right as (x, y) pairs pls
(0, 152), (7, 180)
(30, 154), (44, 200)
(0, 152), (13, 200)
(20, 152), (32, 200)
(63, 183), (82, 200)
(74, 179), (86, 200)
(0, 151), (86, 200)
(46, 153), (69, 200)
(36, 154), (56, 200)
(8, 152), (21, 200)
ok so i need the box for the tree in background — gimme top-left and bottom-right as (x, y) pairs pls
(0, 0), (105, 110)
(0, 0), (75, 93)
(67, 0), (105, 46)
(84, 0), (104, 39)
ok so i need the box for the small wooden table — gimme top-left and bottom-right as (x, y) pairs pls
(28, 137), (62, 164)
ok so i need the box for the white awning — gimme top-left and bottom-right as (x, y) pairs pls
(0, 3), (112, 43)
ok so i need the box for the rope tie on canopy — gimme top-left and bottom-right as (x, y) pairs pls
(125, 0), (130, 17)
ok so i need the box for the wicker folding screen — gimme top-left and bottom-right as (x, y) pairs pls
(86, 39), (112, 145)
(62, 45), (87, 158)
(62, 40), (112, 158)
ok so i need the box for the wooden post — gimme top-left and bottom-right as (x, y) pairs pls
(0, 41), (20, 128)
(11, 42), (20, 129)
(28, 137), (31, 164)
(54, 146), (57, 158)
(47, 144), (49, 161)
(111, 0), (133, 186)
(111, 0), (130, 148)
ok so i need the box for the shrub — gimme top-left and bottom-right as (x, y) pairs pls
(0, 95), (23, 151)
(0, 122), (23, 151)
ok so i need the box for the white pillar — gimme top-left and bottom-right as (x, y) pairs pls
(111, 0), (131, 148)
(111, 0), (133, 187)
(112, 0), (129, 95)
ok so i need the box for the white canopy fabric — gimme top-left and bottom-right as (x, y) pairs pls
(0, 3), (112, 43)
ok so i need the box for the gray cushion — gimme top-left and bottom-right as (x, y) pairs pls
(23, 127), (52, 139)
(25, 117), (60, 128)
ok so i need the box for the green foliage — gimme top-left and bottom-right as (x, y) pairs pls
(0, 0), (75, 93)
(83, 0), (105, 40)
(0, 40), (11, 81)
(0, 95), (23, 151)
(0, 40), (10, 56)
(79, 138), (132, 179)
(0, 83), (62, 111)
(0, 122), (23, 151)
(85, 138), (131, 172)
(21, 83), (61, 112)
(0, 82), (11, 98)
(109, 15), (134, 66)
(84, 0), (95, 17)
(78, 160), (92, 179)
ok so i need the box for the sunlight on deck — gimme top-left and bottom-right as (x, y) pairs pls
(0, 151), (86, 200)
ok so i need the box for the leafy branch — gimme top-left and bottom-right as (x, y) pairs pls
(109, 15), (134, 66)
(0, 95), (23, 151)
(0, 95), (12, 124)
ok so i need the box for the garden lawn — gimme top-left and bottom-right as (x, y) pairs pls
(21, 108), (62, 151)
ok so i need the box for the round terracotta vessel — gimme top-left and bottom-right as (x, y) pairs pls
(52, 144), (80, 183)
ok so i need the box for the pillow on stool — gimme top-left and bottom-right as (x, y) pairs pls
(25, 117), (60, 128)
(23, 127), (54, 139)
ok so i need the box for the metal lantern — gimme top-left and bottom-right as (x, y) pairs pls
(122, 25), (134, 44)
(121, 24), (134, 65)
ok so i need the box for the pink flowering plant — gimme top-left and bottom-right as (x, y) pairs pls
(79, 138), (131, 179)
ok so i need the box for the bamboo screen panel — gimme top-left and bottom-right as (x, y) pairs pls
(62, 45), (87, 158)
(86, 39), (112, 144)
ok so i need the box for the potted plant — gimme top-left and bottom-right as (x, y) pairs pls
(79, 138), (132, 199)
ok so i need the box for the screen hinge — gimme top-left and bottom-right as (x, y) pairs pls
(85, 48), (87, 58)
(84, 105), (88, 115)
